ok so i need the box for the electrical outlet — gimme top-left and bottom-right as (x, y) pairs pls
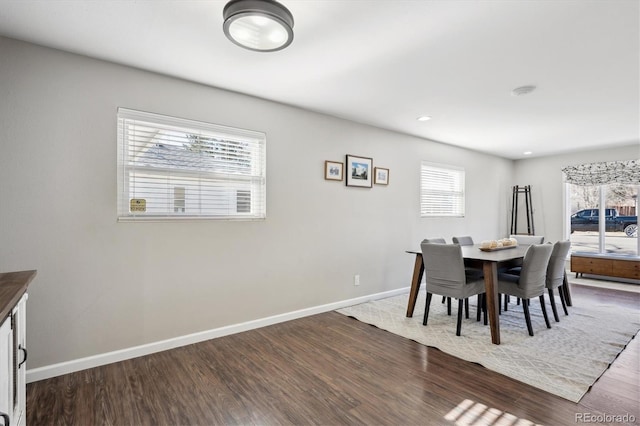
(354, 274), (360, 286)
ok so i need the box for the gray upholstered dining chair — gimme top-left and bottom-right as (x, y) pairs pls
(423, 238), (481, 319)
(509, 234), (545, 245)
(545, 240), (571, 322)
(497, 244), (553, 336)
(421, 238), (450, 308)
(502, 234), (545, 296)
(452, 236), (474, 246)
(420, 242), (486, 336)
(452, 235), (483, 312)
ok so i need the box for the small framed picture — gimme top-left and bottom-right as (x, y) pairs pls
(374, 167), (389, 185)
(324, 161), (344, 181)
(346, 154), (373, 188)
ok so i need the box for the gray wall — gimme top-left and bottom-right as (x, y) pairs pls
(0, 37), (513, 370)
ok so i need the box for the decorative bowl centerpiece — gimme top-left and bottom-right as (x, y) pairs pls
(479, 238), (518, 251)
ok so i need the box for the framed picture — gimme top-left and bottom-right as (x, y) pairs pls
(324, 160), (344, 181)
(374, 167), (389, 185)
(346, 154), (373, 188)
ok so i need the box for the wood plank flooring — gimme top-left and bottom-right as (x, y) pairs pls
(27, 284), (639, 425)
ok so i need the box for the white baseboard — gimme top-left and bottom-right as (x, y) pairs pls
(26, 287), (409, 383)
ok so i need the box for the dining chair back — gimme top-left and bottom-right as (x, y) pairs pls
(422, 238), (454, 307)
(517, 244), (553, 297)
(545, 240), (571, 322)
(498, 244), (553, 336)
(422, 243), (466, 296)
(509, 234), (545, 245)
(423, 237), (446, 244)
(452, 236), (474, 246)
(420, 242), (486, 335)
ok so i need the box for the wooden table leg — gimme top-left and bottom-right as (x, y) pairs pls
(562, 270), (573, 307)
(406, 253), (424, 317)
(482, 261), (500, 345)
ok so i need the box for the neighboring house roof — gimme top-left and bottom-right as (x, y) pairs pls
(136, 143), (250, 174)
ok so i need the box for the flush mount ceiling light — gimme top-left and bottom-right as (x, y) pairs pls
(223, 0), (294, 52)
(417, 116), (432, 122)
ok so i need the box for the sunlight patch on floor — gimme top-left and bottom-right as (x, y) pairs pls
(444, 399), (542, 426)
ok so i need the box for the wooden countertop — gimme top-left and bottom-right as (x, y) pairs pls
(0, 270), (36, 322)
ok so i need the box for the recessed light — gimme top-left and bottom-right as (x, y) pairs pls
(523, 151), (533, 155)
(417, 116), (431, 122)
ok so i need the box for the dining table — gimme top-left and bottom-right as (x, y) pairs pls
(405, 244), (530, 345)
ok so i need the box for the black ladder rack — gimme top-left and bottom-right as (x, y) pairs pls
(510, 185), (535, 235)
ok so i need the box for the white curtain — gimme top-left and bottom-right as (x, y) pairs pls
(562, 159), (640, 186)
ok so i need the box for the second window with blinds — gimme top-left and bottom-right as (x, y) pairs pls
(117, 108), (266, 221)
(420, 161), (465, 217)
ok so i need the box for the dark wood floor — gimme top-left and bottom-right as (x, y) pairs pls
(27, 284), (639, 425)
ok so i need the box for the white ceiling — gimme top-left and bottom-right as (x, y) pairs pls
(0, 0), (638, 159)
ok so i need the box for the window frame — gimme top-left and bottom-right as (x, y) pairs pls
(565, 182), (639, 256)
(420, 161), (465, 218)
(117, 108), (266, 222)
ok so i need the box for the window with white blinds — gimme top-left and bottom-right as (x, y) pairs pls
(420, 162), (465, 217)
(117, 108), (266, 221)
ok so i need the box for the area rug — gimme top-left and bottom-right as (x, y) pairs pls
(336, 289), (639, 402)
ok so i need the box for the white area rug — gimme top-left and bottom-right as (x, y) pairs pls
(337, 290), (640, 402)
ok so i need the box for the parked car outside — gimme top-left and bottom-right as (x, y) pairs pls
(570, 208), (638, 237)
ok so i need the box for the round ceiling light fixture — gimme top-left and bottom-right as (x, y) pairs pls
(223, 0), (294, 52)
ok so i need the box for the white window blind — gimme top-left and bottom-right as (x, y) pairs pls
(420, 162), (465, 217)
(117, 108), (266, 221)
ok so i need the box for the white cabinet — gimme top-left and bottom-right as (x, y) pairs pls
(0, 271), (34, 426)
(0, 293), (27, 426)
(0, 316), (13, 426)
(12, 294), (27, 426)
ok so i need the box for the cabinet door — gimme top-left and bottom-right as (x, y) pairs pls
(0, 317), (13, 426)
(612, 260), (640, 279)
(571, 256), (613, 276)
